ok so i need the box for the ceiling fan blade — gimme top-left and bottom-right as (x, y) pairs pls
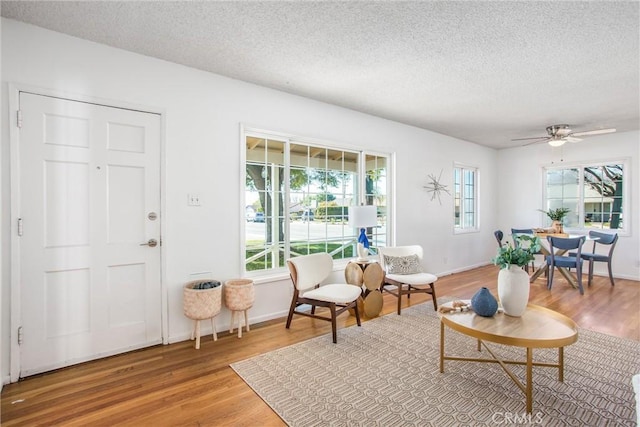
(511, 136), (548, 141)
(522, 138), (549, 146)
(571, 128), (616, 137)
(565, 136), (582, 143)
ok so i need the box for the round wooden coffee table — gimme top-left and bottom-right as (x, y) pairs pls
(438, 302), (578, 414)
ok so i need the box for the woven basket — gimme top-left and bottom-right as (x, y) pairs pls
(224, 279), (255, 311)
(183, 281), (222, 320)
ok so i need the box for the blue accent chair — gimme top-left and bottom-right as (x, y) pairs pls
(546, 236), (586, 295)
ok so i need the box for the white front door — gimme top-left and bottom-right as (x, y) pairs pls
(17, 92), (162, 377)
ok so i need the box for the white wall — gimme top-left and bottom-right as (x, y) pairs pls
(0, 15), (3, 394)
(1, 19), (500, 381)
(497, 132), (640, 280)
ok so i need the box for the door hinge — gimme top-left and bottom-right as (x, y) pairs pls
(18, 326), (23, 345)
(16, 110), (23, 129)
(17, 218), (23, 236)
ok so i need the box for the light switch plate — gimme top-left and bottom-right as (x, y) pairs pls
(188, 194), (201, 206)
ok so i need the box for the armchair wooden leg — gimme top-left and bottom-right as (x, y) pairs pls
(286, 291), (298, 329)
(330, 304), (337, 344)
(353, 300), (362, 326)
(397, 285), (403, 315)
(431, 284), (438, 311)
(588, 260), (594, 287)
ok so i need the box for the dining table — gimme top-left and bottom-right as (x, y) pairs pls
(528, 232), (597, 288)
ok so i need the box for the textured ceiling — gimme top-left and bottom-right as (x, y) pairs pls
(2, 1), (639, 149)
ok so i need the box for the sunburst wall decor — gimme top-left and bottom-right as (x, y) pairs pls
(423, 170), (451, 205)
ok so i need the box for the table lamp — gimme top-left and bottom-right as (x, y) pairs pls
(349, 205), (377, 261)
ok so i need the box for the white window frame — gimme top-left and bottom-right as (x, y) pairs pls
(542, 159), (630, 235)
(453, 162), (479, 234)
(241, 126), (393, 278)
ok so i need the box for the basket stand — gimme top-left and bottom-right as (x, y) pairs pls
(224, 279), (255, 338)
(183, 281), (222, 349)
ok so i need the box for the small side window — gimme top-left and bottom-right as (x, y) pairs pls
(454, 164), (478, 232)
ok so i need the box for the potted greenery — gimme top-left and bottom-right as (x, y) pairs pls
(492, 235), (541, 317)
(539, 207), (570, 233)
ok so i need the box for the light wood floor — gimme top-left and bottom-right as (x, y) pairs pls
(2, 265), (638, 426)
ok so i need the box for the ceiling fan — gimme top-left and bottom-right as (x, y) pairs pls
(512, 124), (616, 147)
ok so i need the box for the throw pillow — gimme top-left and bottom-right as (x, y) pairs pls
(384, 254), (422, 275)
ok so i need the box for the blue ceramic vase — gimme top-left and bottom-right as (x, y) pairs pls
(471, 287), (498, 317)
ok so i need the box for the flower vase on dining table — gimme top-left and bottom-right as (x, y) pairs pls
(497, 265), (530, 317)
(551, 220), (563, 234)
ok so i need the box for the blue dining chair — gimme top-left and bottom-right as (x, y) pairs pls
(546, 236), (586, 295)
(569, 231), (618, 287)
(511, 228), (534, 235)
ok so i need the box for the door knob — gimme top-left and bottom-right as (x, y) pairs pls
(140, 239), (158, 247)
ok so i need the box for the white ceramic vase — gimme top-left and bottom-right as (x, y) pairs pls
(497, 265), (530, 317)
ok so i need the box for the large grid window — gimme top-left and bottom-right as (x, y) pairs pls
(544, 162), (626, 231)
(454, 164), (478, 231)
(244, 132), (390, 274)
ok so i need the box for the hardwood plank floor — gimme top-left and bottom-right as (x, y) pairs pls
(2, 265), (638, 426)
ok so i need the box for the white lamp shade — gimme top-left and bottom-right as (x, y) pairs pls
(349, 205), (377, 228)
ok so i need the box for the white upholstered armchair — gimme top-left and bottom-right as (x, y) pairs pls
(286, 253), (362, 343)
(379, 245), (438, 315)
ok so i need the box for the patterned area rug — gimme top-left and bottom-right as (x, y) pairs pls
(231, 301), (639, 426)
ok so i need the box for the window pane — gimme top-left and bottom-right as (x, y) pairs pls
(245, 131), (391, 273)
(454, 166), (477, 230)
(245, 137), (286, 271)
(453, 168), (461, 227)
(583, 164), (624, 229)
(545, 168), (579, 227)
(366, 154), (387, 249)
(289, 143), (357, 261)
(544, 163), (625, 231)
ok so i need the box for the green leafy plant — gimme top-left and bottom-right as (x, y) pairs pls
(492, 235), (541, 269)
(539, 207), (570, 221)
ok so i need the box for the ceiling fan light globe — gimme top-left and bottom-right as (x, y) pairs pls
(548, 138), (566, 147)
